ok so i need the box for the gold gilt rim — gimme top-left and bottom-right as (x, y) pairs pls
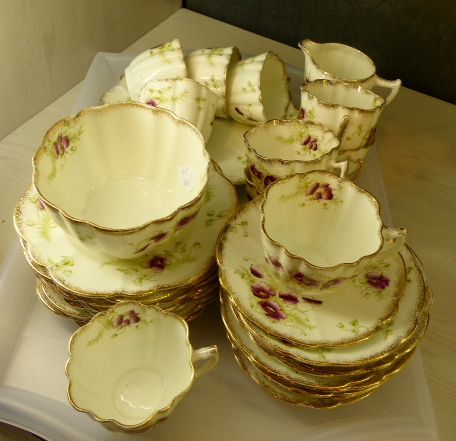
(65, 301), (198, 432)
(15, 165), (237, 299)
(32, 102), (210, 236)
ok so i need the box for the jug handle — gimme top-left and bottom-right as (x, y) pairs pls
(372, 76), (401, 105)
(328, 160), (348, 179)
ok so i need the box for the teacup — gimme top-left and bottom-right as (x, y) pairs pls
(125, 39), (187, 100)
(299, 39), (401, 105)
(138, 77), (218, 142)
(185, 46), (242, 118)
(226, 51), (291, 125)
(244, 119), (355, 193)
(32, 102), (210, 259)
(300, 79), (386, 152)
(66, 302), (219, 433)
(260, 171), (406, 292)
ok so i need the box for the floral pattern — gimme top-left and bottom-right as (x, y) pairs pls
(87, 307), (155, 346)
(43, 122), (84, 181)
(219, 198), (405, 347)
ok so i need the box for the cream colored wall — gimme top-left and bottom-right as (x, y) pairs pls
(0, 0), (181, 140)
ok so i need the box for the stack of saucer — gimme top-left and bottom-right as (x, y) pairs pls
(14, 163), (237, 325)
(216, 195), (432, 408)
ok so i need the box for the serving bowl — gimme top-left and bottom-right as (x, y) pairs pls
(32, 102), (210, 259)
(66, 302), (219, 433)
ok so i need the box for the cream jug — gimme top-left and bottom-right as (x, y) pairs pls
(299, 39), (401, 105)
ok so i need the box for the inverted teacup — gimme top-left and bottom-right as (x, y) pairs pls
(300, 79), (386, 152)
(66, 302), (219, 433)
(299, 39), (401, 105)
(185, 46), (242, 118)
(32, 102), (210, 259)
(260, 171), (406, 292)
(226, 51), (291, 125)
(244, 119), (353, 193)
(124, 38), (187, 101)
(138, 77), (218, 142)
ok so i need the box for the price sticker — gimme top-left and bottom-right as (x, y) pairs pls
(178, 166), (196, 191)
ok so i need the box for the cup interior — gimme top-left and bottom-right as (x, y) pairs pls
(261, 172), (383, 267)
(245, 120), (339, 162)
(33, 103), (209, 230)
(67, 304), (194, 426)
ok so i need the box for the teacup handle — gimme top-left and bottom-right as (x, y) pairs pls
(328, 160), (348, 178)
(192, 345), (219, 378)
(377, 227), (407, 259)
(372, 76), (401, 105)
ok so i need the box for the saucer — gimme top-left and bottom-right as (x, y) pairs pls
(229, 243), (430, 372)
(217, 197), (406, 348)
(231, 345), (375, 408)
(15, 164), (237, 298)
(222, 286), (416, 395)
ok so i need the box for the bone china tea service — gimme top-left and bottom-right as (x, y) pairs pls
(11, 37), (432, 432)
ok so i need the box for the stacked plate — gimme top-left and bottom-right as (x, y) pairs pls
(14, 163), (237, 325)
(216, 197), (432, 408)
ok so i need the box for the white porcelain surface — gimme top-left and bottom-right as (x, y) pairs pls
(245, 119), (352, 192)
(185, 46), (242, 118)
(219, 211), (430, 368)
(226, 52), (291, 125)
(66, 302), (218, 432)
(300, 79), (385, 152)
(15, 164), (237, 297)
(124, 39), (187, 100)
(32, 102), (210, 259)
(217, 197), (416, 348)
(138, 77), (217, 142)
(260, 171), (406, 289)
(299, 39), (401, 105)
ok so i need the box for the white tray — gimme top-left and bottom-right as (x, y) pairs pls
(0, 52), (439, 441)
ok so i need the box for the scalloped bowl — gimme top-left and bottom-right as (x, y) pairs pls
(32, 102), (210, 259)
(66, 302), (219, 433)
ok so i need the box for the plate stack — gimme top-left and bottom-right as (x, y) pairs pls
(14, 163), (237, 326)
(217, 197), (432, 408)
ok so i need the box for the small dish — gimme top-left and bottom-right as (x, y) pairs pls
(66, 302), (219, 433)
